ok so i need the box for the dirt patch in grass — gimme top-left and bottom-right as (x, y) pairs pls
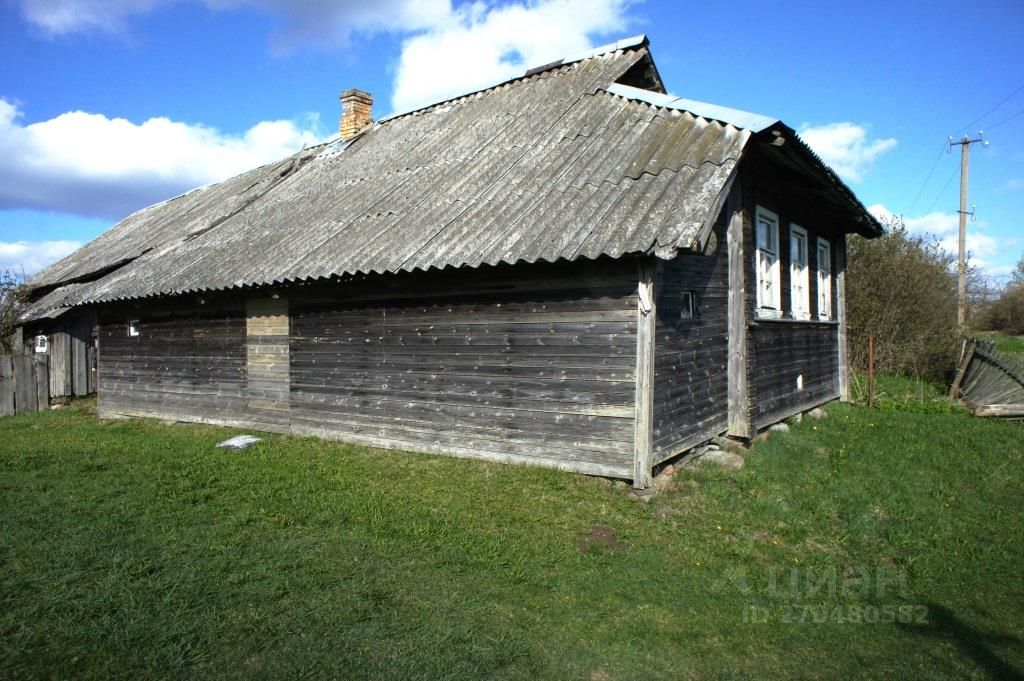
(577, 525), (626, 555)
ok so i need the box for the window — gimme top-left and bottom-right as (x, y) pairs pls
(817, 238), (832, 319)
(755, 206), (781, 316)
(789, 224), (810, 320)
(680, 291), (698, 320)
(34, 335), (48, 353)
(128, 320), (140, 337)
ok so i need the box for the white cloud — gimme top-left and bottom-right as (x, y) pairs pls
(868, 203), (999, 272)
(17, 0), (631, 109)
(1006, 177), (1024, 191)
(8, 0), (630, 223)
(390, 0), (630, 112)
(0, 98), (323, 219)
(799, 122), (897, 183)
(0, 240), (82, 275)
(207, 0), (455, 52)
(16, 0), (451, 41)
(17, 0), (163, 35)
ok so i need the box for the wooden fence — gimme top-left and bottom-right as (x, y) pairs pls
(950, 339), (1024, 418)
(0, 355), (49, 416)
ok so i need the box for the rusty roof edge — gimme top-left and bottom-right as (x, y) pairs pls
(606, 83), (779, 132)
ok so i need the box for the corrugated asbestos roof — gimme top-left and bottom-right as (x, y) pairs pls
(25, 36), (879, 318)
(606, 83), (779, 132)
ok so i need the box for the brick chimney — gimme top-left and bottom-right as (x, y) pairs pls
(339, 89), (373, 140)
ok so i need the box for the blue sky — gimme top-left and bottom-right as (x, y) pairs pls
(1, 0), (1022, 281)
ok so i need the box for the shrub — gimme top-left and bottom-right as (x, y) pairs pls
(846, 227), (959, 382)
(976, 283), (1024, 336)
(975, 254), (1024, 336)
(0, 270), (28, 354)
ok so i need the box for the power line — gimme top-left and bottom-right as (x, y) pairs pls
(907, 141), (948, 215)
(902, 82), (1020, 221)
(925, 165), (958, 214)
(956, 81), (1024, 134)
(950, 134), (986, 328)
(985, 106), (1024, 131)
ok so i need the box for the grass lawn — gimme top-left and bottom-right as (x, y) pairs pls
(1, 384), (1022, 680)
(975, 332), (1024, 356)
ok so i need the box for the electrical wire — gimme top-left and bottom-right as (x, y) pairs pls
(924, 166), (958, 214)
(985, 107), (1024, 131)
(956, 81), (1024, 134)
(907, 141), (948, 215)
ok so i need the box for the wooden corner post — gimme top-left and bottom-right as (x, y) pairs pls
(726, 180), (751, 439)
(836, 236), (850, 402)
(633, 258), (657, 489)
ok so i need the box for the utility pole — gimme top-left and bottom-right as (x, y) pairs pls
(949, 132), (986, 329)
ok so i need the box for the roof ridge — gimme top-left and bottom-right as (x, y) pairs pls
(605, 82), (779, 133)
(376, 35), (649, 125)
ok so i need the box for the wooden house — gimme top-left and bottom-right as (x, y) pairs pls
(21, 36), (881, 487)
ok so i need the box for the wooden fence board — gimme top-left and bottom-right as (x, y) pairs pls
(36, 357), (49, 410)
(14, 356), (37, 414)
(953, 339), (1024, 418)
(0, 356), (13, 416)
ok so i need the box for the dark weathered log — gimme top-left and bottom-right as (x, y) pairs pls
(726, 179), (750, 438)
(97, 261), (640, 477)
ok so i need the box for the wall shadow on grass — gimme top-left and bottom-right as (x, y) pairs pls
(901, 603), (1023, 681)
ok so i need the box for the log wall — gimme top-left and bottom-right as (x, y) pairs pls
(289, 263), (639, 477)
(97, 260), (639, 478)
(98, 301), (248, 426)
(651, 212), (730, 461)
(748, 322), (839, 427)
(740, 154), (844, 429)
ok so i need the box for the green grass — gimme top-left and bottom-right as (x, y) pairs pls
(1, 391), (1022, 680)
(975, 332), (1024, 356)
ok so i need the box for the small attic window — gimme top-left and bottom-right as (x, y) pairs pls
(128, 320), (140, 337)
(34, 335), (48, 353)
(680, 291), (698, 320)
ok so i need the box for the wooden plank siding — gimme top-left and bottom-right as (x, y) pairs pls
(69, 310), (96, 397)
(740, 154), (845, 430)
(25, 309), (97, 400)
(97, 301), (249, 425)
(48, 327), (72, 398)
(748, 322), (838, 427)
(96, 260), (639, 478)
(289, 266), (639, 477)
(0, 357), (13, 416)
(651, 210), (731, 461)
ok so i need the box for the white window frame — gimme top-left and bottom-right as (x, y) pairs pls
(789, 224), (810, 320)
(817, 237), (833, 320)
(755, 206), (781, 317)
(128, 319), (140, 337)
(34, 334), (49, 353)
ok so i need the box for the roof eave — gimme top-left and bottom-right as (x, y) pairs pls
(758, 123), (884, 238)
